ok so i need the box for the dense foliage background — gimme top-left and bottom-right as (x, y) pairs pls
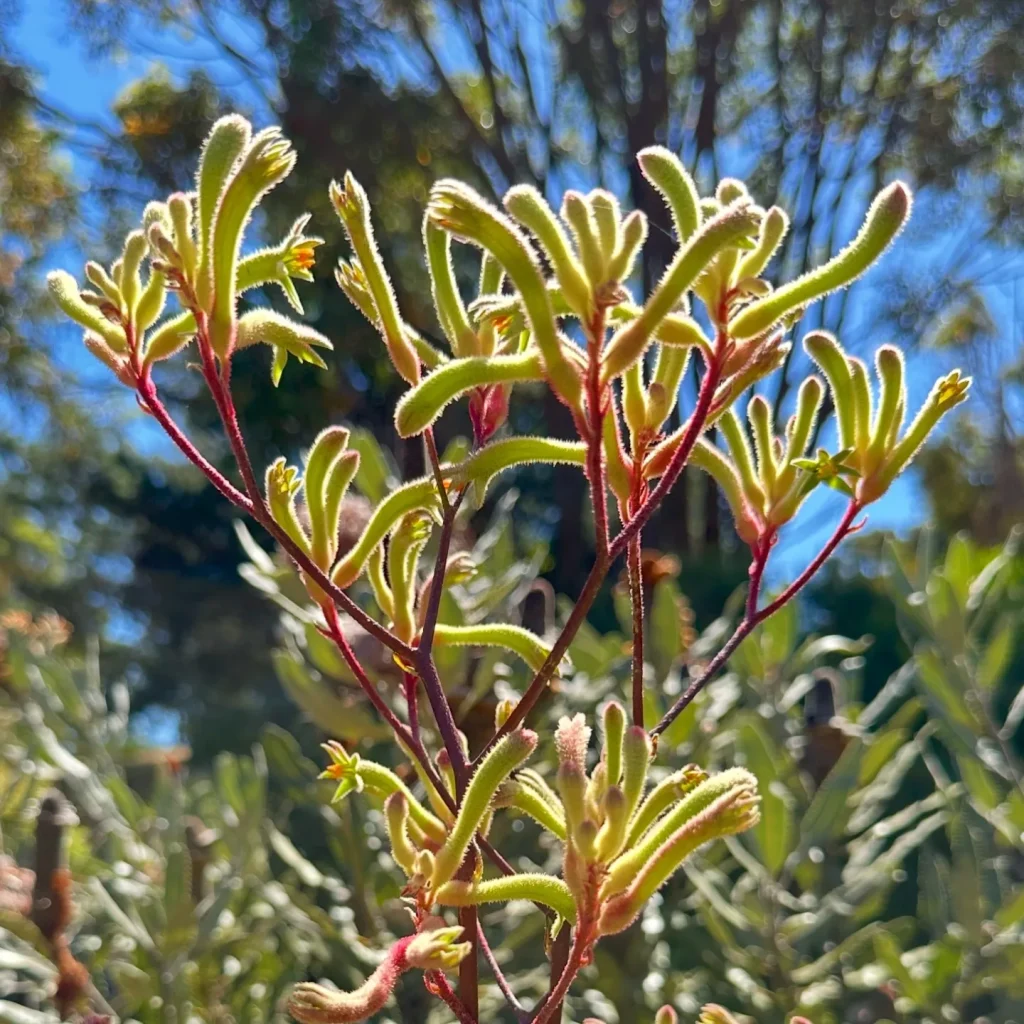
(1, 1), (1023, 1021)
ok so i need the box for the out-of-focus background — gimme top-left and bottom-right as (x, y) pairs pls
(1, 2), (1024, 1023)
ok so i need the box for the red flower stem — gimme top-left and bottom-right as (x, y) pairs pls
(608, 342), (724, 561)
(425, 970), (478, 1024)
(531, 922), (591, 1024)
(457, 901), (480, 1021)
(628, 533), (645, 727)
(545, 920), (572, 1024)
(627, 441), (649, 727)
(321, 603), (414, 744)
(476, 348), (724, 764)
(143, 313), (416, 663)
(413, 483), (470, 786)
(424, 427), (451, 516)
(136, 372), (254, 512)
(477, 921), (529, 1021)
(651, 500), (863, 737)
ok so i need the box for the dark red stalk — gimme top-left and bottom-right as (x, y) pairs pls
(478, 347), (725, 762)
(652, 501), (863, 737)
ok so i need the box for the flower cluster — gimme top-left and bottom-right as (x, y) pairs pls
(48, 113), (969, 1023)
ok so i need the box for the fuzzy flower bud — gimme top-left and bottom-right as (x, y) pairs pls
(430, 730), (538, 890)
(332, 172), (420, 384)
(288, 926), (469, 1024)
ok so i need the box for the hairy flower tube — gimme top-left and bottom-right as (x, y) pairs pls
(288, 924), (470, 1023)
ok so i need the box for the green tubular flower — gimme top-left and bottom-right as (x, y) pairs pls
(388, 512), (432, 644)
(518, 767), (566, 821)
(430, 730), (538, 890)
(736, 205), (789, 281)
(599, 782), (760, 936)
(394, 351), (545, 438)
(689, 438), (762, 546)
(623, 361), (649, 439)
(646, 345), (690, 430)
(321, 741), (447, 844)
(432, 623), (554, 673)
(424, 220), (477, 355)
(235, 309), (333, 386)
(637, 146), (701, 243)
(167, 192), (196, 282)
(428, 179), (581, 407)
(601, 701), (626, 788)
(47, 271), (127, 352)
(397, 738), (455, 827)
(303, 427), (352, 569)
(142, 310), (195, 366)
(803, 331), (856, 450)
(448, 435), (587, 505)
(334, 257), (379, 324)
(332, 172), (420, 384)
(602, 403), (633, 505)
(495, 776), (567, 839)
(605, 767), (757, 898)
(236, 213), (323, 315)
(332, 477), (438, 588)
(435, 874), (578, 924)
(624, 764), (708, 849)
(605, 209), (648, 284)
(84, 260), (122, 308)
(561, 190), (606, 290)
(747, 395), (778, 495)
(864, 345), (906, 475)
(265, 458), (309, 555)
(367, 545), (394, 620)
(595, 784), (629, 863)
(730, 182), (911, 340)
(772, 375), (824, 499)
(849, 356), (873, 457)
(590, 189), (622, 263)
(195, 114), (251, 306)
(557, 762), (588, 838)
(621, 726), (652, 823)
(209, 128), (297, 357)
(601, 201), (761, 385)
(505, 185), (592, 320)
(384, 792), (419, 876)
(718, 410), (765, 511)
(134, 267), (167, 334)
(860, 368), (970, 502)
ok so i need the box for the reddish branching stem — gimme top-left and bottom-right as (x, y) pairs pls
(628, 534), (645, 727)
(425, 970), (478, 1024)
(652, 500), (864, 737)
(478, 347), (726, 763)
(478, 922), (529, 1022)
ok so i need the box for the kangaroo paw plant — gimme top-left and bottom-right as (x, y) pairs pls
(50, 117), (969, 1022)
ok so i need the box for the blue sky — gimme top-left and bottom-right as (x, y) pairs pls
(11, 2), (1004, 588)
